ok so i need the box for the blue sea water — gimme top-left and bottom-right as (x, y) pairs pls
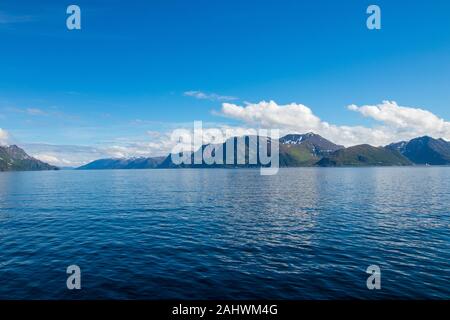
(0, 168), (449, 299)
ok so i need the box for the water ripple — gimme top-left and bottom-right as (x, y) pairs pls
(1, 168), (450, 299)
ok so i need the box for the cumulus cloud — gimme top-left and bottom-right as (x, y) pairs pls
(348, 101), (450, 139)
(13, 100), (450, 166)
(221, 101), (322, 131)
(184, 90), (238, 102)
(219, 100), (450, 146)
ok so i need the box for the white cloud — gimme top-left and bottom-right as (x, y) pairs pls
(22, 131), (177, 167)
(221, 101), (322, 130)
(13, 100), (450, 166)
(219, 100), (450, 146)
(25, 108), (46, 116)
(0, 11), (33, 24)
(184, 90), (238, 102)
(33, 154), (73, 166)
(0, 128), (10, 145)
(348, 100), (450, 139)
(23, 144), (105, 167)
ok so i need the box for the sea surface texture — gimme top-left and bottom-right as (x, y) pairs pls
(0, 168), (449, 299)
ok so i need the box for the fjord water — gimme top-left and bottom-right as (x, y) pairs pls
(1, 168), (449, 299)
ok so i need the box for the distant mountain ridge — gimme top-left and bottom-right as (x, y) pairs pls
(5, 134), (448, 172)
(0, 145), (59, 171)
(76, 134), (450, 170)
(77, 156), (165, 170)
(158, 135), (273, 168)
(158, 133), (412, 168)
(387, 136), (450, 165)
(280, 133), (344, 153)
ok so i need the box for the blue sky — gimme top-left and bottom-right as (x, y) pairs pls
(1, 0), (450, 165)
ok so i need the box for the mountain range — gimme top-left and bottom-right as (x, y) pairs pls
(76, 134), (450, 170)
(0, 145), (58, 171)
(2, 134), (449, 172)
(77, 156), (165, 170)
(387, 136), (450, 165)
(279, 133), (344, 166)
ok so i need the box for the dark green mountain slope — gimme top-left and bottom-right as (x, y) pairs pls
(160, 133), (345, 168)
(317, 144), (412, 167)
(158, 135), (273, 168)
(279, 133), (344, 166)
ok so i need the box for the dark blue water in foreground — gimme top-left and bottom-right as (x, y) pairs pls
(1, 168), (450, 299)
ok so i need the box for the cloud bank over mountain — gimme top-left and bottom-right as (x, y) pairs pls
(5, 100), (450, 166)
(348, 101), (450, 138)
(0, 128), (9, 145)
(220, 100), (450, 146)
(23, 136), (176, 168)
